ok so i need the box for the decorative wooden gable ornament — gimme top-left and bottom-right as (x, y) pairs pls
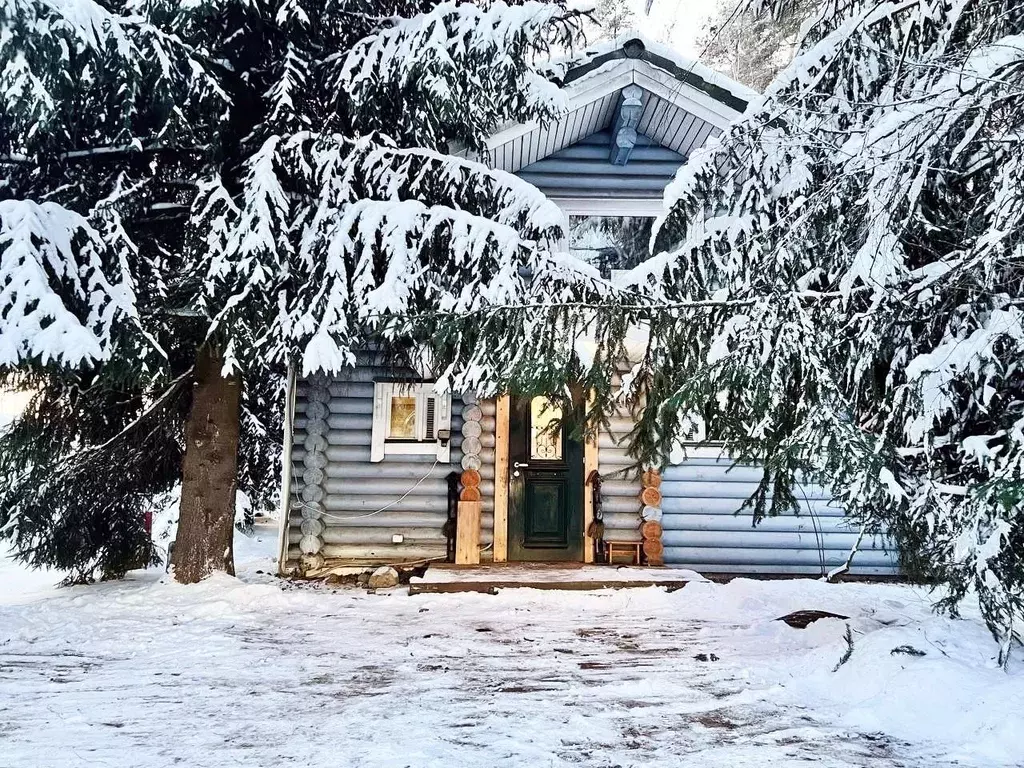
(609, 85), (644, 165)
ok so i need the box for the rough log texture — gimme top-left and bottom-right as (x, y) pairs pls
(641, 468), (662, 489)
(642, 538), (664, 558)
(172, 346), (241, 584)
(455, 501), (482, 565)
(640, 486), (663, 507)
(640, 520), (663, 539)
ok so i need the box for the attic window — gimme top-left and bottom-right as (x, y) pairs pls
(371, 381), (452, 463)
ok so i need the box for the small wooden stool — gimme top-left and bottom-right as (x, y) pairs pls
(605, 540), (642, 565)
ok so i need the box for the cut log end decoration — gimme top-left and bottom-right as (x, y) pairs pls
(300, 518), (325, 537)
(292, 375), (329, 575)
(459, 402), (484, 507)
(642, 538), (664, 558)
(640, 505), (662, 522)
(640, 486), (663, 507)
(639, 469), (664, 567)
(640, 520), (663, 540)
(299, 553), (325, 572)
(641, 469), (662, 489)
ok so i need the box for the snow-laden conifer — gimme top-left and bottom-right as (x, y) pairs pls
(0, 0), (589, 582)
(634, 0), (1024, 658)
(417, 0), (1024, 659)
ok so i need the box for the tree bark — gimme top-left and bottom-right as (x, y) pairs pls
(172, 346), (241, 584)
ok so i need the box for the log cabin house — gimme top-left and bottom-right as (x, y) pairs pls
(277, 35), (899, 579)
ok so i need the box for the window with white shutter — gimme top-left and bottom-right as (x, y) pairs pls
(371, 381), (452, 463)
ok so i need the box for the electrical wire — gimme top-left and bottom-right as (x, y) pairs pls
(290, 450), (495, 568)
(798, 481), (828, 578)
(696, 0), (751, 61)
(293, 457), (442, 522)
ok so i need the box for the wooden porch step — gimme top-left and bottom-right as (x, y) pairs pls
(407, 563), (698, 595)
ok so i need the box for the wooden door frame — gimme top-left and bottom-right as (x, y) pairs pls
(582, 393), (599, 564)
(491, 394), (599, 563)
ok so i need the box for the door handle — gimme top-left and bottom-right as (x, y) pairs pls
(513, 462), (530, 468)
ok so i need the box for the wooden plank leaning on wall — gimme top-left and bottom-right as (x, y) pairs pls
(455, 501), (482, 565)
(492, 395), (511, 562)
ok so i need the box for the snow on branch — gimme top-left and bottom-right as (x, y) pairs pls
(0, 200), (138, 367)
(290, 190), (601, 376)
(641, 0), (1024, 653)
(188, 130), (603, 375)
(1, 0), (135, 136)
(1, 0), (228, 153)
(903, 305), (1024, 445)
(316, 136), (568, 240)
(334, 1), (579, 147)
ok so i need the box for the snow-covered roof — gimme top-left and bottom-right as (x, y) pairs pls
(552, 30), (758, 113)
(472, 34), (757, 185)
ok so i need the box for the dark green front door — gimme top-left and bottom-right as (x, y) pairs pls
(508, 396), (584, 562)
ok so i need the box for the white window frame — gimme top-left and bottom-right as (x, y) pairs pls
(371, 381), (452, 463)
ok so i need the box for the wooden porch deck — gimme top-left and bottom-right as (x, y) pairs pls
(407, 563), (701, 595)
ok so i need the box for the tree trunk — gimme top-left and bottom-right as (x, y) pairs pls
(172, 346), (241, 584)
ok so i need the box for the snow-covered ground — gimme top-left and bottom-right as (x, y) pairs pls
(1, 529), (1022, 768)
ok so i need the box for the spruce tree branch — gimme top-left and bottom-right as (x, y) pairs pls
(0, 368), (193, 496)
(826, 521), (868, 582)
(362, 285), (892, 323)
(60, 142), (211, 160)
(68, 369), (193, 464)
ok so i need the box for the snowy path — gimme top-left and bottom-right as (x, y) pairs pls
(1, 543), (1021, 767)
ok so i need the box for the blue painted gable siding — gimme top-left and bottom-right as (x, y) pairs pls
(517, 129), (685, 198)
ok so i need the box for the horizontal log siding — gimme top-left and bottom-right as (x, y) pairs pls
(597, 411), (643, 544)
(283, 363), (495, 571)
(660, 454), (900, 576)
(517, 130), (685, 199)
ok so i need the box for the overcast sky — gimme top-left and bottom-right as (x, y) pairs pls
(568, 0), (726, 58)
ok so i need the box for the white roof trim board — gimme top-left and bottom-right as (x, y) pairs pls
(474, 36), (755, 178)
(557, 30), (758, 108)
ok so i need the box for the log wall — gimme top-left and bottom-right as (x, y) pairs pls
(595, 408), (646, 545)
(658, 454), (900, 576)
(282, 357), (495, 573)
